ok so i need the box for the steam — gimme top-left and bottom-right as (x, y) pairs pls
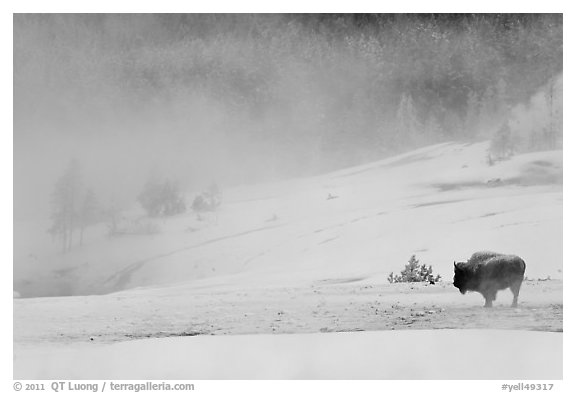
(14, 14), (563, 221)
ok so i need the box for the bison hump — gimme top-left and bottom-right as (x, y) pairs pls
(468, 251), (504, 264)
(482, 254), (526, 276)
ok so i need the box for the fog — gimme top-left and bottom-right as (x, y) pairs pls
(14, 14), (562, 224)
(14, 14), (365, 220)
(12, 16), (563, 386)
(14, 15), (284, 220)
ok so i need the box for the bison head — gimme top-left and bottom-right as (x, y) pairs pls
(453, 261), (469, 294)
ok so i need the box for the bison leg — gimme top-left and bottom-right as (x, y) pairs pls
(510, 280), (523, 307)
(482, 288), (498, 307)
(482, 290), (497, 307)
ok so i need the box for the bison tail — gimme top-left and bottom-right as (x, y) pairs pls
(518, 257), (527, 274)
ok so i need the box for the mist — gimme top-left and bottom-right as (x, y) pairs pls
(14, 14), (562, 222)
(12, 14), (564, 383)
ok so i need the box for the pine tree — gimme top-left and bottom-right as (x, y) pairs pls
(423, 114), (442, 144)
(104, 198), (121, 237)
(464, 90), (480, 137)
(78, 188), (98, 246)
(544, 78), (562, 150)
(389, 255), (441, 283)
(478, 85), (497, 132)
(490, 122), (514, 161)
(138, 177), (186, 217)
(396, 93), (421, 145)
(48, 160), (82, 253)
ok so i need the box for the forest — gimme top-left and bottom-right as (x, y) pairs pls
(14, 14), (563, 221)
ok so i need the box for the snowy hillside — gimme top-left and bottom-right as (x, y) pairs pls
(14, 14), (564, 382)
(13, 141), (563, 380)
(14, 141), (562, 297)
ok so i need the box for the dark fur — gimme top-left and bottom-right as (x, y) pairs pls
(453, 251), (526, 307)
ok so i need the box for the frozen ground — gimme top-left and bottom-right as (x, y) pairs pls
(13, 141), (563, 379)
(14, 279), (562, 346)
(14, 277), (563, 379)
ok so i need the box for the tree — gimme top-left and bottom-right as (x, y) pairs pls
(138, 177), (186, 217)
(138, 177), (162, 217)
(192, 183), (223, 213)
(543, 78), (562, 150)
(103, 198), (121, 237)
(464, 90), (481, 137)
(48, 160), (82, 253)
(78, 188), (98, 246)
(490, 122), (514, 161)
(207, 183), (222, 209)
(388, 255), (441, 283)
(395, 92), (421, 145)
(423, 113), (442, 144)
(478, 85), (497, 131)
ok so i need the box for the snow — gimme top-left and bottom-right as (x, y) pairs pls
(13, 141), (563, 380)
(13, 142), (563, 297)
(14, 278), (563, 349)
(14, 329), (561, 379)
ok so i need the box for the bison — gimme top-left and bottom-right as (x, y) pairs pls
(453, 251), (526, 307)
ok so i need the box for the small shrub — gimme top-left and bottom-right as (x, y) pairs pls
(192, 195), (211, 212)
(388, 255), (441, 283)
(192, 183), (222, 213)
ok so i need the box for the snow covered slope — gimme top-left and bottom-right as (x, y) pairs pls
(13, 141), (563, 380)
(13, 141), (562, 297)
(14, 329), (562, 379)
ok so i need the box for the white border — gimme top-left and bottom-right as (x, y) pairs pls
(4, 4), (572, 393)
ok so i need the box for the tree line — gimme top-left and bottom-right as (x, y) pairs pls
(16, 14), (563, 175)
(49, 161), (222, 253)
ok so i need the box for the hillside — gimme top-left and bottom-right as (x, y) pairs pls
(13, 141), (563, 379)
(14, 141), (562, 298)
(13, 14), (564, 383)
